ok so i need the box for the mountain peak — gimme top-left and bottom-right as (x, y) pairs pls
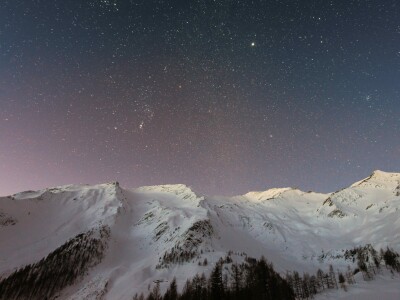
(243, 187), (299, 201)
(351, 170), (400, 188)
(371, 169), (400, 178)
(135, 184), (203, 203)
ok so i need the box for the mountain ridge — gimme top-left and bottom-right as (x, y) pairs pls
(1, 170), (399, 299)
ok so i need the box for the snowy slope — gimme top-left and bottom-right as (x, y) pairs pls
(315, 271), (400, 300)
(0, 171), (399, 299)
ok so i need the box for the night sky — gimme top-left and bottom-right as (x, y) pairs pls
(1, 0), (399, 196)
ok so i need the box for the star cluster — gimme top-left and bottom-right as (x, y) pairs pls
(0, 0), (399, 196)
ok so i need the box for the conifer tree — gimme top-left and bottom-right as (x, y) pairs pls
(316, 269), (325, 291)
(329, 265), (338, 289)
(163, 278), (178, 300)
(338, 273), (346, 291)
(210, 262), (224, 300)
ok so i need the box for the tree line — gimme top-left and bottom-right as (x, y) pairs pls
(0, 226), (109, 300)
(137, 245), (400, 300)
(135, 256), (295, 300)
(285, 245), (400, 299)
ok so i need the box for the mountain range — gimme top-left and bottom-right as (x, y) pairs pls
(1, 170), (399, 299)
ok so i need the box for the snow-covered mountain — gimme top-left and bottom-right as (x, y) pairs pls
(1, 170), (400, 299)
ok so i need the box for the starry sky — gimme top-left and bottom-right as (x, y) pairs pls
(0, 0), (399, 196)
